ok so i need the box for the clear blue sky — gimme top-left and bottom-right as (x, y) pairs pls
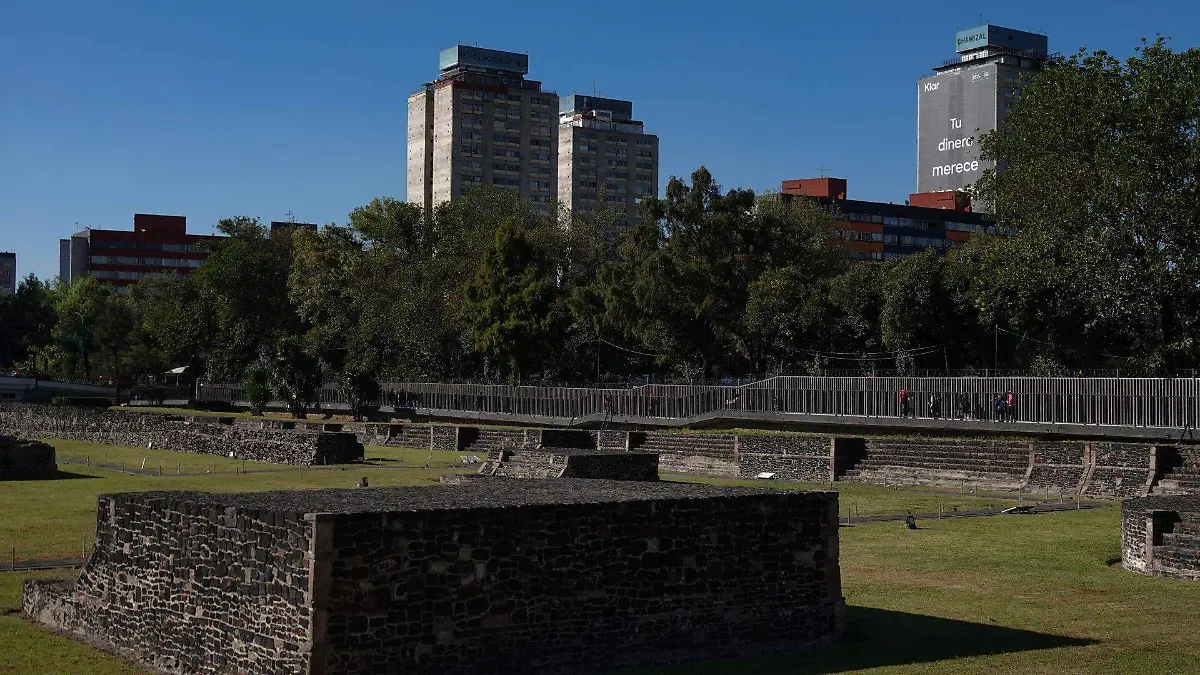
(2, 0), (1195, 281)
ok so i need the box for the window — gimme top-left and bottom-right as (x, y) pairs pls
(530, 138), (550, 148)
(530, 151), (552, 162)
(635, 150), (653, 158)
(461, 145), (482, 156)
(578, 144), (598, 153)
(533, 125), (553, 135)
(606, 147), (628, 157)
(461, 131), (482, 143)
(530, 166), (552, 176)
(900, 236), (915, 246)
(531, 96), (552, 106)
(462, 174), (483, 184)
(605, 170), (628, 180)
(634, 185), (650, 196)
(635, 138), (653, 147)
(463, 115), (483, 127)
(635, 173), (652, 182)
(884, 234), (899, 245)
(530, 180), (551, 190)
(605, 194), (624, 203)
(493, 134), (520, 145)
(492, 176), (521, 187)
(605, 159), (627, 168)
(461, 103), (483, 115)
(493, 162), (521, 173)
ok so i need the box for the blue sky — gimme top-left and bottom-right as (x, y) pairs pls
(2, 0), (1196, 281)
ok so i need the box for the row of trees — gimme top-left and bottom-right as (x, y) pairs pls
(2, 39), (1197, 408)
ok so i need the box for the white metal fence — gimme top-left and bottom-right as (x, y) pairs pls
(194, 376), (1200, 429)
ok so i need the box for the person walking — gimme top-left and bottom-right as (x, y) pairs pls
(1006, 390), (1017, 422)
(899, 389), (909, 418)
(993, 393), (1005, 422)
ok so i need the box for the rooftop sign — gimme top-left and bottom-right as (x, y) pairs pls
(439, 45), (529, 74)
(955, 25), (1048, 56)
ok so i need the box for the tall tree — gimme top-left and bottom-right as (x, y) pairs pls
(974, 38), (1200, 372)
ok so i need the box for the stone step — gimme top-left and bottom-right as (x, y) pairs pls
(854, 459), (1028, 471)
(858, 453), (1029, 465)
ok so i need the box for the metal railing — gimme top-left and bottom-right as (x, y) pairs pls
(195, 376), (1200, 430)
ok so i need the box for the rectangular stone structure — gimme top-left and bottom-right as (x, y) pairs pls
(24, 480), (843, 674)
(0, 435), (56, 479)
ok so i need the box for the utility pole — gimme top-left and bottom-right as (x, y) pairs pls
(994, 324), (999, 374)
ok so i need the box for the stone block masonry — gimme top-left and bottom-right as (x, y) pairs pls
(0, 403), (363, 465)
(0, 435), (57, 479)
(25, 481), (843, 674)
(480, 448), (659, 480)
(738, 435), (835, 481)
(1122, 495), (1200, 579)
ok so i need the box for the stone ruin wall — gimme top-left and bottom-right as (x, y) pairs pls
(24, 492), (316, 674)
(1026, 442), (1088, 495)
(1085, 442), (1156, 499)
(0, 435), (57, 480)
(318, 489), (842, 674)
(0, 404), (362, 465)
(1122, 495), (1200, 579)
(25, 483), (843, 675)
(737, 435), (834, 482)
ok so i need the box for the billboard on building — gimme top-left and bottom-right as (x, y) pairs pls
(439, 45), (529, 74)
(916, 63), (998, 193)
(955, 25), (1049, 56)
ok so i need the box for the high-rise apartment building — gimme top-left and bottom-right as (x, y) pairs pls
(916, 25), (1049, 194)
(407, 45), (558, 211)
(58, 214), (221, 288)
(558, 95), (658, 224)
(0, 252), (15, 295)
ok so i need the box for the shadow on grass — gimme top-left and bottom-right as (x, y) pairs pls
(628, 606), (1096, 674)
(12, 470), (101, 481)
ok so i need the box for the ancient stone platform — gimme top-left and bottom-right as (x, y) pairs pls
(0, 404), (363, 465)
(1122, 495), (1200, 580)
(0, 435), (56, 480)
(24, 480), (843, 674)
(477, 447), (659, 480)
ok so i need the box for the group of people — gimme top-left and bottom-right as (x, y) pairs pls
(898, 389), (1018, 422)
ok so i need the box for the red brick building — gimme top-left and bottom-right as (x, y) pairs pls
(58, 214), (223, 287)
(781, 178), (998, 261)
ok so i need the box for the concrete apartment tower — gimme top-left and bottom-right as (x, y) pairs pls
(916, 24), (1049, 195)
(407, 45), (558, 211)
(558, 95), (658, 225)
(0, 251), (15, 295)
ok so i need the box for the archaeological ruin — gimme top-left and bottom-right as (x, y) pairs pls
(1122, 494), (1200, 580)
(0, 435), (56, 480)
(24, 480), (844, 674)
(0, 404), (363, 465)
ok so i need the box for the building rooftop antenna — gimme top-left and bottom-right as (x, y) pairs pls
(814, 165), (830, 178)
